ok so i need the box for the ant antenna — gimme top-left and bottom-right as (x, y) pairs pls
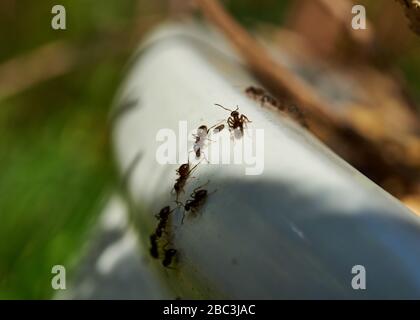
(215, 103), (233, 112)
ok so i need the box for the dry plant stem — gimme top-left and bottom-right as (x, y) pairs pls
(0, 41), (79, 100)
(195, 0), (343, 128)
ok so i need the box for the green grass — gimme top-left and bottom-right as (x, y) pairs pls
(0, 0), (136, 299)
(0, 61), (124, 299)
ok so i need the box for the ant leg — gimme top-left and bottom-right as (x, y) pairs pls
(201, 151), (210, 164)
(241, 115), (251, 123)
(208, 188), (218, 196)
(162, 241), (171, 250)
(227, 117), (235, 127)
(163, 264), (177, 270)
(174, 201), (187, 224)
(193, 180), (210, 193)
(188, 160), (202, 175)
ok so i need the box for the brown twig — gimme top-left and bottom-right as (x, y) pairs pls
(195, 0), (343, 128)
(0, 1), (161, 101)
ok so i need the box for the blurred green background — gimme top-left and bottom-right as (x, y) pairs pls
(0, 0), (139, 299)
(0, 0), (418, 299)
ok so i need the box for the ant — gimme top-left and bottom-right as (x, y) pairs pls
(173, 160), (200, 200)
(245, 86), (265, 99)
(261, 94), (282, 109)
(192, 122), (223, 159)
(149, 233), (159, 259)
(154, 206), (176, 238)
(245, 86), (281, 109)
(286, 104), (308, 128)
(215, 104), (251, 136)
(245, 87), (308, 128)
(177, 181), (216, 223)
(162, 248), (177, 268)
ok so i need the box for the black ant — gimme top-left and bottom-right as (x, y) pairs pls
(149, 234), (159, 259)
(177, 181), (216, 223)
(215, 104), (251, 136)
(245, 87), (307, 128)
(173, 160), (200, 200)
(162, 248), (177, 268)
(154, 206), (176, 238)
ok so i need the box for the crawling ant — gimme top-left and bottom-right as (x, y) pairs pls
(215, 104), (251, 136)
(173, 160), (200, 200)
(286, 104), (308, 128)
(245, 86), (281, 109)
(244, 87), (308, 128)
(149, 234), (159, 259)
(261, 94), (282, 109)
(162, 248), (177, 268)
(154, 206), (176, 238)
(185, 188), (208, 212)
(192, 122), (223, 159)
(155, 205), (173, 220)
(193, 125), (209, 159)
(177, 181), (216, 223)
(245, 86), (265, 99)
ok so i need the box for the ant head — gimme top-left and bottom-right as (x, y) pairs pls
(231, 105), (240, 116)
